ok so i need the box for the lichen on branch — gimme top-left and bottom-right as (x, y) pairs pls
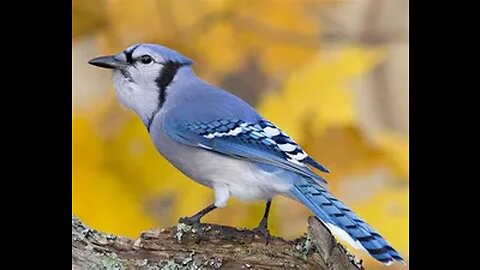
(72, 215), (362, 269)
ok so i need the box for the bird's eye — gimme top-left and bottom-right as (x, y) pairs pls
(140, 55), (153, 64)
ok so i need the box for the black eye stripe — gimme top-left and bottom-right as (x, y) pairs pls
(124, 51), (132, 63)
(124, 45), (141, 63)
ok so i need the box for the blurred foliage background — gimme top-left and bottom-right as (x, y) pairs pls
(72, 0), (408, 268)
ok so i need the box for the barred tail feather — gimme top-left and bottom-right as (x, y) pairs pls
(290, 178), (405, 265)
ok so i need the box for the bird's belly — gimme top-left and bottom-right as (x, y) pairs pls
(169, 147), (292, 201)
(150, 124), (293, 201)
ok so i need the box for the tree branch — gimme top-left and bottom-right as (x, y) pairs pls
(72, 215), (363, 269)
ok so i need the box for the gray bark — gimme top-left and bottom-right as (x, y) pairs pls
(72, 215), (363, 269)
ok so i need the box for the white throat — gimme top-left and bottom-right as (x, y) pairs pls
(112, 71), (160, 126)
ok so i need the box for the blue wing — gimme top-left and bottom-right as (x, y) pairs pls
(165, 116), (329, 184)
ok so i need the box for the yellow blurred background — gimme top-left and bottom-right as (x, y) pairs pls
(72, 0), (408, 268)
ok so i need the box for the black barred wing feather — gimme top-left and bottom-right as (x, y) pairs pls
(166, 118), (329, 184)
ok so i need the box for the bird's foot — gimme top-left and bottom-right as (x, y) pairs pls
(178, 216), (201, 226)
(252, 221), (271, 245)
(178, 216), (206, 244)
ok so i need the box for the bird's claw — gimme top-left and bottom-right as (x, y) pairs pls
(253, 224), (271, 245)
(178, 216), (206, 244)
(178, 216), (201, 226)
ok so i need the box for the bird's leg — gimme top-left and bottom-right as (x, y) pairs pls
(179, 203), (217, 225)
(253, 199), (272, 243)
(178, 204), (217, 244)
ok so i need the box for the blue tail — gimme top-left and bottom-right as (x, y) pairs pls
(291, 177), (405, 265)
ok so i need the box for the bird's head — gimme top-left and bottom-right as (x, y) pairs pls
(88, 43), (194, 128)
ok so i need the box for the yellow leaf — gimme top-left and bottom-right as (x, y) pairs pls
(258, 46), (384, 140)
(376, 132), (409, 179)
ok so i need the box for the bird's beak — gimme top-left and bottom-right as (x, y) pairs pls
(88, 55), (130, 69)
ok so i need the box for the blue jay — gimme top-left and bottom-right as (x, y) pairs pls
(89, 43), (404, 265)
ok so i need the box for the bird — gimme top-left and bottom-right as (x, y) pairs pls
(88, 43), (405, 265)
